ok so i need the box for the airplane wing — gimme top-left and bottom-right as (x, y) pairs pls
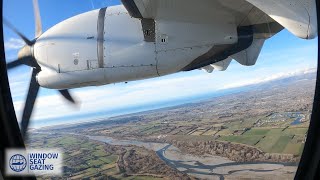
(121, 0), (317, 72)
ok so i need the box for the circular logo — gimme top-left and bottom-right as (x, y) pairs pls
(74, 59), (79, 65)
(9, 154), (27, 172)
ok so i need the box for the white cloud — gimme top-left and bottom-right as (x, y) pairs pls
(219, 67), (317, 90)
(4, 38), (24, 50)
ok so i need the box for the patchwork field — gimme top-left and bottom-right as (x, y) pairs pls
(217, 126), (308, 155)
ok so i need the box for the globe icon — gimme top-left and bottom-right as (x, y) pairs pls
(9, 154), (27, 172)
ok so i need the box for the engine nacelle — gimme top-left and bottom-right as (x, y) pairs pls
(34, 6), (159, 89)
(34, 5), (237, 89)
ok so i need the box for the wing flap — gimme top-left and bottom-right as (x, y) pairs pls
(232, 38), (265, 66)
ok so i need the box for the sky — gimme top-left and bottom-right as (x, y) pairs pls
(3, 0), (318, 128)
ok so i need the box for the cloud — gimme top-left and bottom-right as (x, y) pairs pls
(220, 67), (317, 90)
(4, 38), (24, 50)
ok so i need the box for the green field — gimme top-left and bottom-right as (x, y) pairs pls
(256, 134), (281, 152)
(283, 128), (308, 135)
(283, 142), (304, 155)
(266, 128), (284, 136)
(217, 126), (307, 155)
(218, 135), (263, 146)
(244, 128), (269, 136)
(269, 136), (293, 153)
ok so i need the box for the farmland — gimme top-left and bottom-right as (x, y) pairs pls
(33, 71), (316, 179)
(216, 125), (308, 155)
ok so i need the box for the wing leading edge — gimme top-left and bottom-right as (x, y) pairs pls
(122, 0), (316, 39)
(121, 0), (317, 72)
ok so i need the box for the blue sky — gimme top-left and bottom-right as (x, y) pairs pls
(3, 0), (318, 127)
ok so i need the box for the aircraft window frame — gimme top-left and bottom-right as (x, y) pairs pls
(0, 1), (319, 180)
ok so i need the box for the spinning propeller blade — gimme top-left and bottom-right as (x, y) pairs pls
(5, 0), (79, 138)
(20, 69), (40, 138)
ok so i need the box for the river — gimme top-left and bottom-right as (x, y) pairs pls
(88, 136), (297, 180)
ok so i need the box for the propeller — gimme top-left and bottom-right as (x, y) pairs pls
(5, 0), (78, 138)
